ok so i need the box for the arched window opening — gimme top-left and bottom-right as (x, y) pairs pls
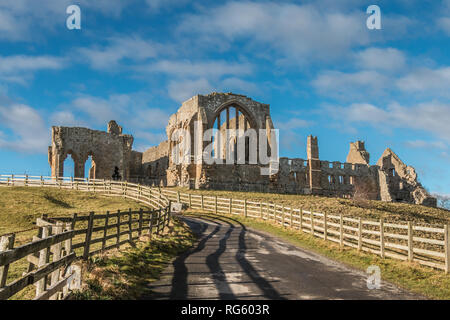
(63, 152), (76, 178)
(211, 105), (256, 164)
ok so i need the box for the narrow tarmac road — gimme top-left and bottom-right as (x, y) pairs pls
(143, 214), (422, 300)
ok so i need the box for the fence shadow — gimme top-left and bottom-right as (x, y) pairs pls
(143, 214), (286, 300)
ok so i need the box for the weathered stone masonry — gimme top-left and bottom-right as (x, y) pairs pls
(48, 92), (437, 207)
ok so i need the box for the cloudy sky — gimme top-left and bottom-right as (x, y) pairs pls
(0, 0), (449, 195)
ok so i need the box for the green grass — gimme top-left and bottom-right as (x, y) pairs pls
(0, 186), (149, 239)
(172, 187), (450, 226)
(0, 186), (151, 300)
(183, 209), (450, 300)
(72, 217), (196, 300)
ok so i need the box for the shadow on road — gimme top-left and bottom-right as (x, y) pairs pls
(143, 214), (287, 300)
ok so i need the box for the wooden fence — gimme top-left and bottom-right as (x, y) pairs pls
(0, 175), (172, 300)
(160, 189), (450, 274)
(1, 173), (448, 290)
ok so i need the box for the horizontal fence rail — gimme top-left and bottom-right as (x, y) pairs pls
(0, 174), (172, 300)
(161, 189), (450, 274)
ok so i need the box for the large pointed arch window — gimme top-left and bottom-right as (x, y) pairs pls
(211, 105), (257, 164)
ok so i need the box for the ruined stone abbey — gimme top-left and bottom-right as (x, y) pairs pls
(48, 92), (437, 207)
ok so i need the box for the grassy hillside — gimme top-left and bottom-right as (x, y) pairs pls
(0, 186), (150, 244)
(172, 187), (450, 226)
(0, 186), (152, 300)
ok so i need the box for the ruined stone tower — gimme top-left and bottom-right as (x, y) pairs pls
(307, 135), (322, 195)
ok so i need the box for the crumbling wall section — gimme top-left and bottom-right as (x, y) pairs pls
(48, 120), (134, 180)
(376, 148), (437, 206)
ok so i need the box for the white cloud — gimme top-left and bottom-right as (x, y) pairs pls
(281, 118), (311, 130)
(220, 77), (260, 95)
(405, 140), (447, 150)
(50, 111), (82, 127)
(60, 92), (170, 131)
(78, 36), (159, 70)
(325, 101), (450, 143)
(168, 78), (213, 103)
(0, 55), (65, 84)
(141, 60), (253, 78)
(0, 103), (49, 153)
(177, 2), (387, 64)
(145, 0), (189, 11)
(354, 48), (406, 71)
(312, 70), (390, 100)
(0, 0), (131, 41)
(129, 108), (170, 130)
(438, 17), (450, 35)
(0, 55), (64, 73)
(69, 94), (132, 125)
(396, 67), (450, 96)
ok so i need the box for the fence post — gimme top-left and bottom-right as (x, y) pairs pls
(166, 201), (172, 232)
(408, 221), (413, 262)
(281, 206), (285, 227)
(300, 208), (303, 231)
(50, 222), (63, 300)
(128, 208), (133, 241)
(83, 212), (95, 260)
(189, 193), (192, 208)
(201, 195), (204, 210)
(229, 198), (232, 215)
(324, 212), (327, 241)
(71, 213), (78, 234)
(358, 218), (362, 252)
(215, 196), (218, 214)
(244, 199), (247, 217)
(36, 226), (50, 296)
(156, 210), (161, 235)
(102, 211), (110, 251)
(149, 211), (155, 238)
(25, 174), (28, 186)
(310, 209), (314, 236)
(445, 225), (449, 274)
(116, 210), (121, 248)
(380, 218), (385, 258)
(138, 208), (144, 237)
(260, 202), (263, 219)
(339, 213), (344, 249)
(177, 191), (181, 203)
(0, 234), (15, 288)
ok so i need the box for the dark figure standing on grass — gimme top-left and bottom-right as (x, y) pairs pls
(112, 166), (122, 181)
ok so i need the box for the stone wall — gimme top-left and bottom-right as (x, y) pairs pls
(48, 120), (133, 180)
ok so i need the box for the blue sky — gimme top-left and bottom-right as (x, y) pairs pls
(0, 0), (449, 196)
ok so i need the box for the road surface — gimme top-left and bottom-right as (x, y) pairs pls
(143, 214), (422, 300)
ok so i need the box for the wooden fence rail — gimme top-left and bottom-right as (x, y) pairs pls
(0, 175), (172, 300)
(0, 173), (448, 292)
(160, 189), (450, 274)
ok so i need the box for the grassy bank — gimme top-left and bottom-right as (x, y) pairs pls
(0, 186), (149, 239)
(0, 186), (151, 300)
(72, 216), (196, 300)
(172, 187), (450, 226)
(184, 209), (450, 300)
